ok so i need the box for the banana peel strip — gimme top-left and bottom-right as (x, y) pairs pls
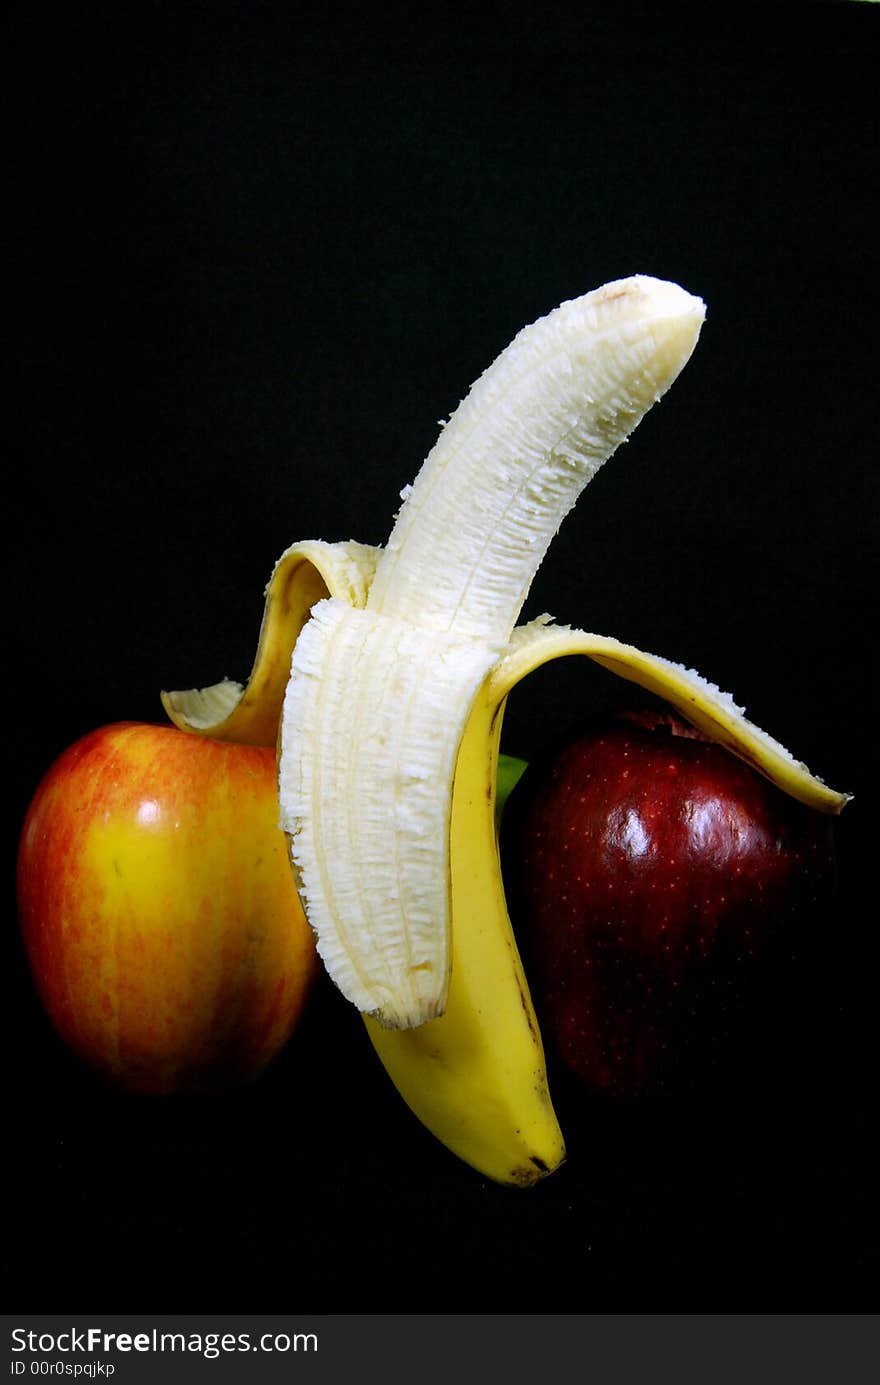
(490, 618), (850, 815)
(161, 539), (380, 746)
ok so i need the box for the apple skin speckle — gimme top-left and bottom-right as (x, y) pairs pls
(500, 708), (837, 1100)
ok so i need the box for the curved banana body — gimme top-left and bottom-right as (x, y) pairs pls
(364, 668), (564, 1185)
(163, 276), (849, 1186)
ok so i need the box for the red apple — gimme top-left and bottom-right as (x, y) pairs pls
(17, 721), (319, 1093)
(500, 708), (837, 1098)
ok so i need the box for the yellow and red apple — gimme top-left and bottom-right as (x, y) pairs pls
(17, 721), (319, 1093)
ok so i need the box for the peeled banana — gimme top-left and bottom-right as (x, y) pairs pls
(163, 275), (849, 1187)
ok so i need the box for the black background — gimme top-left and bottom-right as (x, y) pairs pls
(5, 1), (878, 1310)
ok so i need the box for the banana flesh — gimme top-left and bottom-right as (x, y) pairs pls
(278, 277), (708, 1030)
(163, 275), (849, 1186)
(367, 277), (707, 640)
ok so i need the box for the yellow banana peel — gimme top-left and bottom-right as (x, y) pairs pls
(163, 278), (848, 1186)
